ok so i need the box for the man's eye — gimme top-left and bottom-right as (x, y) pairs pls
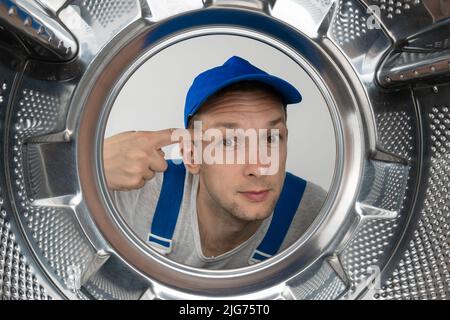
(223, 138), (236, 148)
(267, 133), (280, 144)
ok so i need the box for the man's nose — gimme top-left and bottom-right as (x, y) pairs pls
(245, 164), (265, 178)
(243, 161), (271, 177)
(241, 141), (273, 177)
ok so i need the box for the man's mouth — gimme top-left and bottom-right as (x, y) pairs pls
(239, 189), (270, 202)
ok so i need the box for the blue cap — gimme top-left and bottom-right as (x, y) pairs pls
(184, 56), (302, 128)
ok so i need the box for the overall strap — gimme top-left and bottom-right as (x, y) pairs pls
(148, 160), (186, 254)
(249, 172), (307, 264)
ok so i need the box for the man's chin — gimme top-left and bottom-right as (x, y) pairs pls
(228, 196), (277, 222)
(233, 208), (273, 222)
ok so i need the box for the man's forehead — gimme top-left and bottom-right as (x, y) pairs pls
(205, 115), (286, 129)
(191, 89), (287, 128)
(208, 88), (281, 105)
(202, 105), (286, 126)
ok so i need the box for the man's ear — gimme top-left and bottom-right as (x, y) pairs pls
(179, 141), (200, 174)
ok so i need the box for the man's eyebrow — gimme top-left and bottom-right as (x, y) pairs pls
(268, 117), (285, 127)
(208, 121), (240, 129)
(209, 117), (286, 129)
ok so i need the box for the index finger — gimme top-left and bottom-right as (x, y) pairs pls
(150, 128), (193, 148)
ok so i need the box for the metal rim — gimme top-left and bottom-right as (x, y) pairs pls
(72, 7), (369, 296)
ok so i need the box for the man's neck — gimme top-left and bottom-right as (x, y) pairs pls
(196, 182), (263, 258)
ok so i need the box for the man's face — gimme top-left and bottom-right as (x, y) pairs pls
(185, 89), (288, 222)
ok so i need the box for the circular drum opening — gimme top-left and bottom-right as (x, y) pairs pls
(104, 33), (337, 271)
(75, 7), (368, 298)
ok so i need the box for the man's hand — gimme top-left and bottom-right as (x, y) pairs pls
(103, 129), (179, 191)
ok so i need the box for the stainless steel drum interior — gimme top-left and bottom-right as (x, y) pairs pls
(0, 0), (449, 300)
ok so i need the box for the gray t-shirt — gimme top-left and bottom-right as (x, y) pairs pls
(111, 167), (327, 269)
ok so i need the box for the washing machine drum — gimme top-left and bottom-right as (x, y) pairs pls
(0, 0), (449, 300)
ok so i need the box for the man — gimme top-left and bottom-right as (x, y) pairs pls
(104, 56), (327, 269)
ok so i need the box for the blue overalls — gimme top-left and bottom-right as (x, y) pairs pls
(148, 160), (307, 265)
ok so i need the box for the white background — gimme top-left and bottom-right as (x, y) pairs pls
(105, 35), (336, 190)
